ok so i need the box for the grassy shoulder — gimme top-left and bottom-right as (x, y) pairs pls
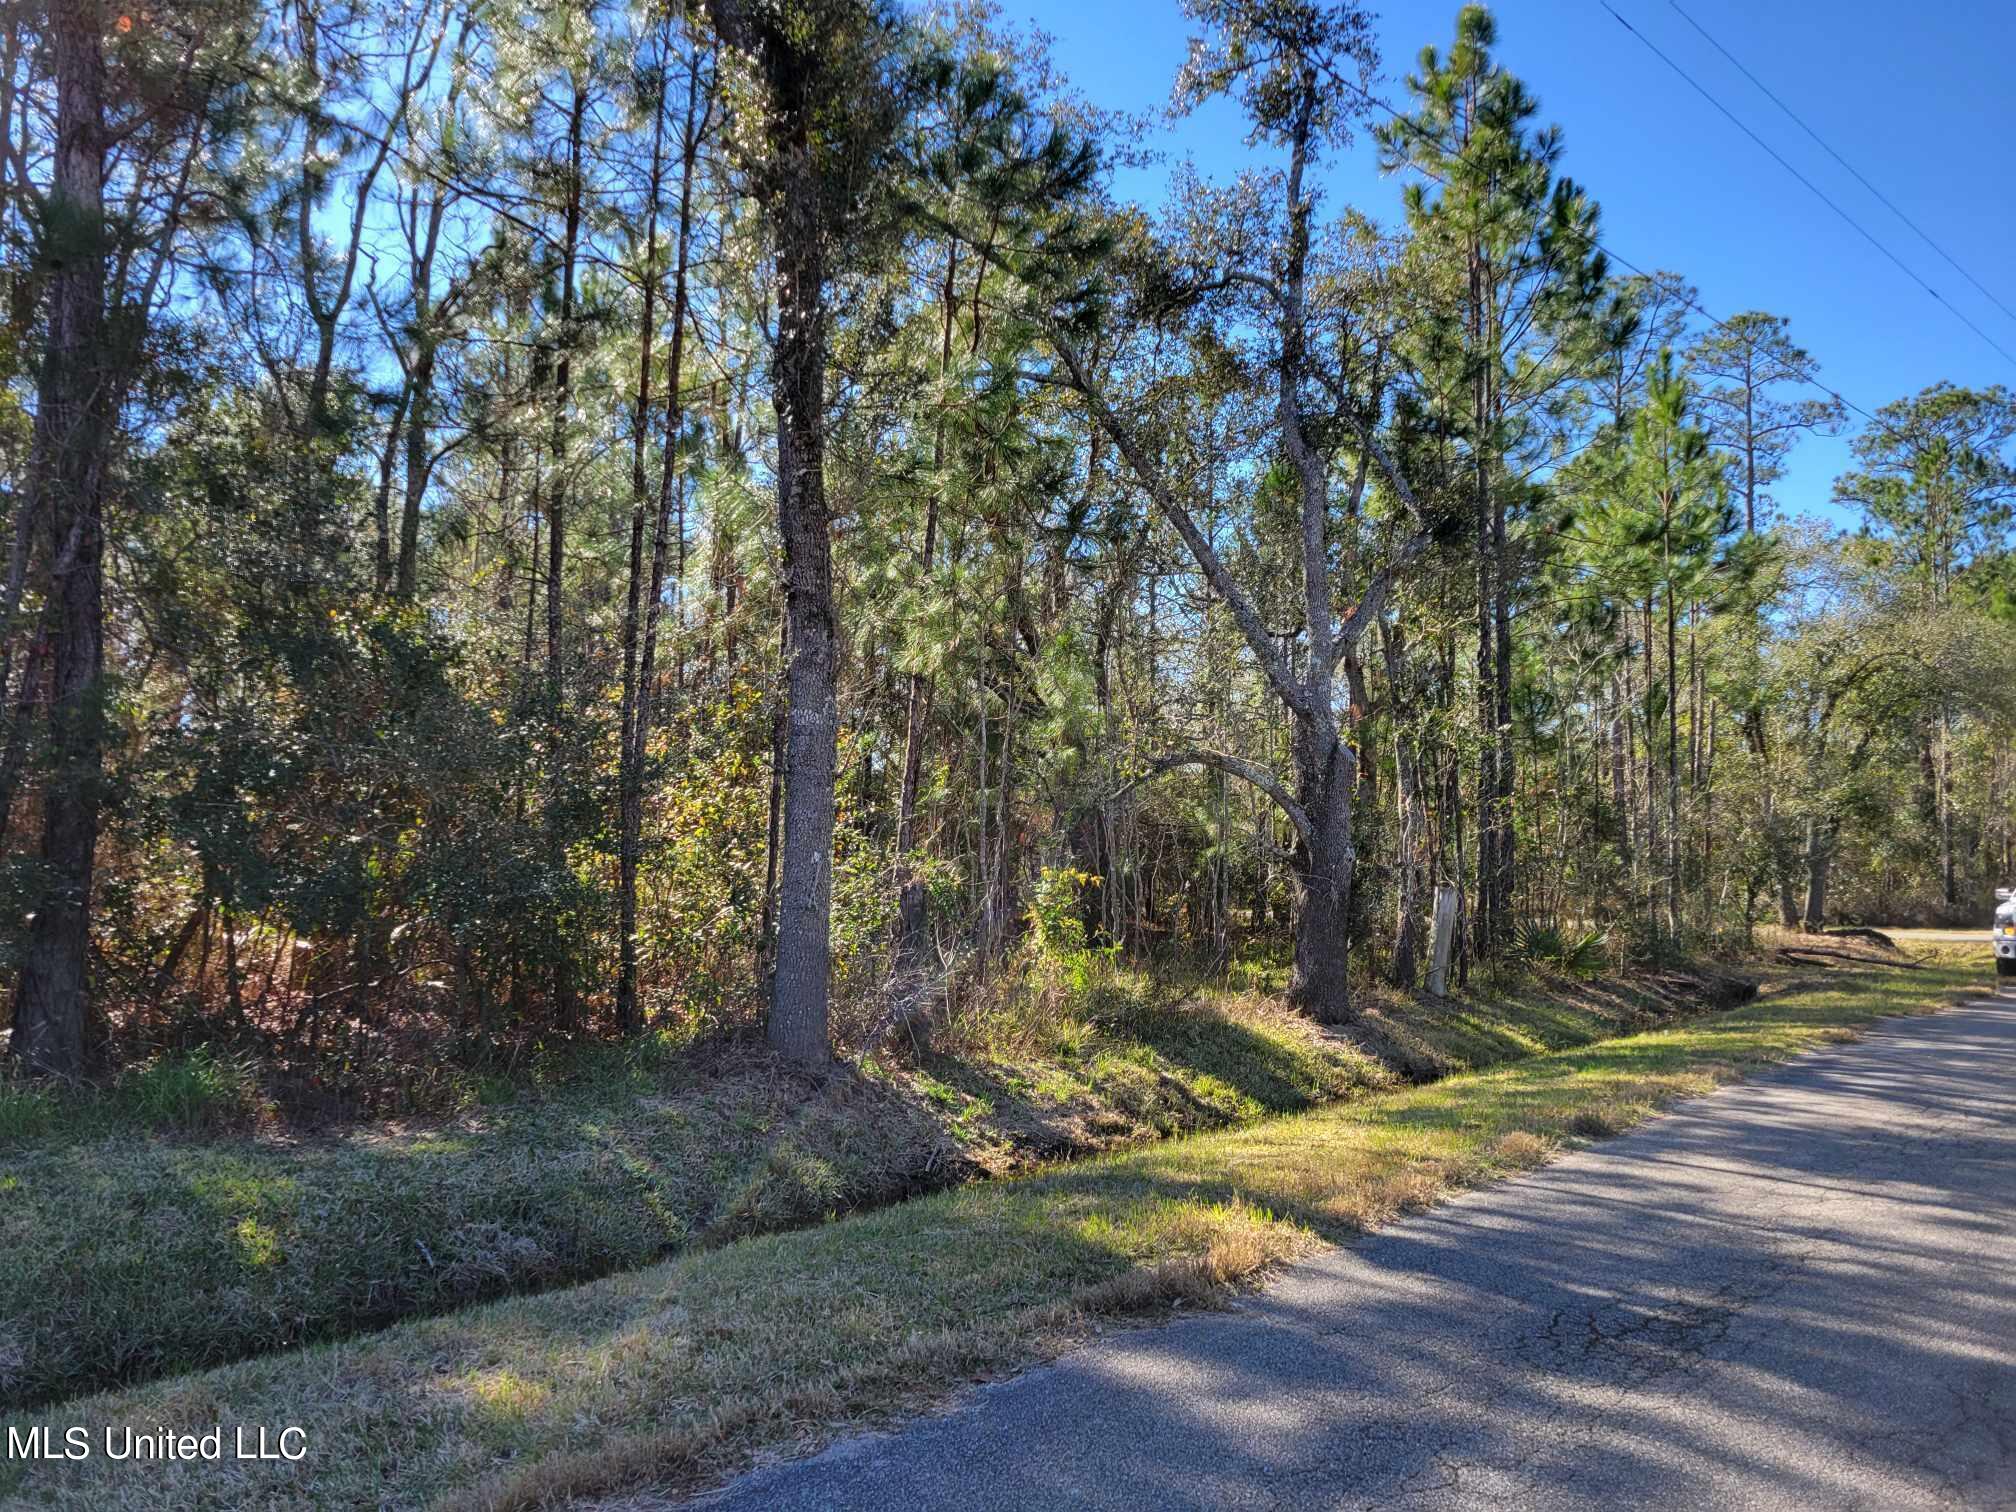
(0, 956), (1386, 1412)
(3, 944), (1983, 1512)
(1341, 962), (1757, 1079)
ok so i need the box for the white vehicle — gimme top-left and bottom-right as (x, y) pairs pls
(1997, 887), (2016, 978)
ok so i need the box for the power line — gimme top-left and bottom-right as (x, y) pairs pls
(1583, 230), (1873, 428)
(1596, 0), (2016, 373)
(1327, 63), (1890, 435)
(1666, 0), (2016, 333)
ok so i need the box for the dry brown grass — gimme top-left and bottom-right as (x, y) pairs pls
(1487, 1130), (1553, 1166)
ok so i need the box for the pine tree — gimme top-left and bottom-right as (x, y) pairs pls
(1379, 4), (1606, 957)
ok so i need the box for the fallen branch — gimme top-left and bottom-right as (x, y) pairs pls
(1775, 946), (1920, 970)
(1818, 925), (1900, 953)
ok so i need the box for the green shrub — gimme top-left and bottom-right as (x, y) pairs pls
(1027, 865), (1100, 956)
(1511, 920), (1609, 979)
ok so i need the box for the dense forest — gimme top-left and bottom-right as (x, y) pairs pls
(4, 0), (2014, 1085)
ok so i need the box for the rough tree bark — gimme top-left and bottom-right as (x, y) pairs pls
(760, 151), (839, 1065)
(397, 336), (437, 599)
(614, 52), (674, 1039)
(1381, 620), (1426, 989)
(371, 384), (409, 593)
(1801, 816), (1838, 931)
(10, 1), (110, 1077)
(701, 0), (872, 1065)
(892, 238), (960, 967)
(544, 80), (586, 1031)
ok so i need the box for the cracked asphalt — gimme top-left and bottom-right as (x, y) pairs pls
(699, 992), (2016, 1510)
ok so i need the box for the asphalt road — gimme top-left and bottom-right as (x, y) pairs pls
(698, 992), (2016, 1510)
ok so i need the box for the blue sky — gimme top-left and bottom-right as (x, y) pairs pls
(1007, 0), (2016, 524)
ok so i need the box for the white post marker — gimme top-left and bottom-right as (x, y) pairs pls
(1427, 883), (1458, 998)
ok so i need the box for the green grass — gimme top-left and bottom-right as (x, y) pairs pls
(1344, 966), (1751, 1079)
(2, 946), (1982, 1512)
(0, 980), (1377, 1412)
(0, 1047), (265, 1144)
(1216, 942), (1742, 1082)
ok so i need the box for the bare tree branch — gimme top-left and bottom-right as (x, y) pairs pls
(1310, 363), (1429, 526)
(1336, 521), (1436, 663)
(1046, 325), (1312, 718)
(1109, 750), (1313, 846)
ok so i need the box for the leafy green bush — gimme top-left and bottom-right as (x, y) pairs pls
(1027, 865), (1099, 956)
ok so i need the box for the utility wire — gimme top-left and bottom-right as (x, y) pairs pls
(1326, 61), (1891, 436)
(1597, 0), (2016, 373)
(1578, 225), (1872, 428)
(1666, 0), (2016, 333)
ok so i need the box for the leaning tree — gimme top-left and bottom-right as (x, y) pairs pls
(1041, 0), (1442, 1022)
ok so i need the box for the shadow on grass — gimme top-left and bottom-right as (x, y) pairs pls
(882, 1003), (2016, 1512)
(6, 964), (1993, 1511)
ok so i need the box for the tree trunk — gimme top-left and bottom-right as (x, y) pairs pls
(1939, 706), (1956, 909)
(1775, 869), (1802, 930)
(1382, 621), (1424, 989)
(894, 239), (959, 966)
(1288, 726), (1354, 1023)
(151, 901), (207, 1002)
(544, 81), (586, 1031)
(1801, 817), (1835, 931)
(1743, 378), (1757, 534)
(387, 70), (459, 600)
(758, 605), (785, 963)
(397, 345), (434, 598)
(545, 85), (585, 690)
(0, 603), (51, 849)
(1664, 580), (1680, 935)
(1609, 664), (1631, 866)
(10, 3), (108, 1078)
(1470, 295), (1497, 957)
(1389, 731), (1424, 990)
(1490, 446), (1515, 938)
(763, 145), (839, 1066)
(1640, 599), (1659, 919)
(614, 56), (672, 1039)
(616, 55), (708, 1036)
(691, 0), (855, 1063)
(372, 385), (408, 594)
(635, 60), (709, 746)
